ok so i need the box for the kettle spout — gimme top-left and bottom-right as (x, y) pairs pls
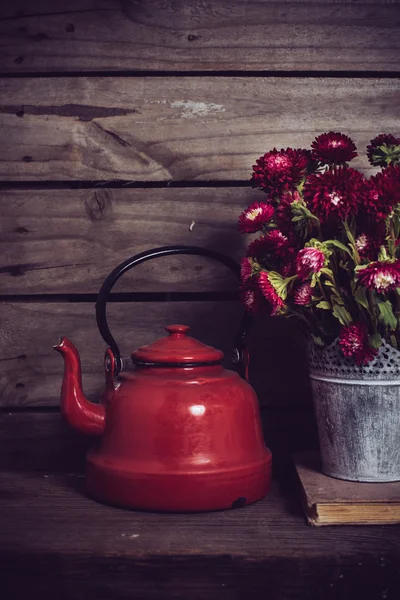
(53, 337), (105, 436)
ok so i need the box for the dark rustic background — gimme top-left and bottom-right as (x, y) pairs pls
(0, 0), (399, 468)
(1, 2), (400, 599)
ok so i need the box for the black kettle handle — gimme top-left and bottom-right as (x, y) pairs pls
(96, 245), (252, 377)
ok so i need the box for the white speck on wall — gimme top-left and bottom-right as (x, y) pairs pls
(170, 101), (225, 119)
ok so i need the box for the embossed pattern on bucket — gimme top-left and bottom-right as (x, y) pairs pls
(309, 340), (400, 482)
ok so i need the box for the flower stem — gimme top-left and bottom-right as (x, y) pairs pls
(395, 292), (400, 346)
(318, 279), (330, 305)
(367, 289), (378, 335)
(343, 219), (361, 266)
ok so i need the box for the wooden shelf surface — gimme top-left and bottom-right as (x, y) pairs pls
(1, 469), (399, 599)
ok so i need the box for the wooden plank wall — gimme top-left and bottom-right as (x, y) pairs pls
(1, 0), (399, 471)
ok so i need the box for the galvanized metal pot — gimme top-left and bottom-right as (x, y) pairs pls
(308, 339), (400, 482)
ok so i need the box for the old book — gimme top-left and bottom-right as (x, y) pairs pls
(295, 452), (400, 526)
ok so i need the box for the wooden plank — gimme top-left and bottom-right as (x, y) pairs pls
(0, 471), (399, 600)
(0, 408), (318, 473)
(1, 0), (400, 72)
(0, 77), (398, 181)
(0, 303), (313, 408)
(0, 411), (90, 473)
(0, 187), (254, 293)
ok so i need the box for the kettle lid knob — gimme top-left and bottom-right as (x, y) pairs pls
(165, 324), (190, 335)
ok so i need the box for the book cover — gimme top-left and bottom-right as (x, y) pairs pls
(295, 452), (400, 526)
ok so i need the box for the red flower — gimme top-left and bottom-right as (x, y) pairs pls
(355, 233), (378, 261)
(339, 323), (378, 365)
(366, 166), (400, 220)
(293, 282), (313, 306)
(304, 167), (365, 224)
(356, 260), (400, 293)
(258, 271), (285, 315)
(239, 276), (265, 315)
(281, 260), (296, 277)
(276, 189), (302, 234)
(296, 247), (325, 280)
(238, 201), (275, 233)
(247, 229), (293, 259)
(367, 134), (400, 167)
(311, 132), (358, 165)
(251, 148), (310, 193)
(240, 257), (254, 282)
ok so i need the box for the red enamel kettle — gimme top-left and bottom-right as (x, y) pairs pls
(54, 246), (272, 511)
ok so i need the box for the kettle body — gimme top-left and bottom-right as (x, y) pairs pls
(87, 361), (271, 511)
(55, 247), (272, 511)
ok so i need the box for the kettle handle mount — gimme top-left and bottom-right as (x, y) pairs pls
(96, 246), (252, 378)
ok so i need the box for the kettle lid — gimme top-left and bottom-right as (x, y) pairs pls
(131, 324), (224, 366)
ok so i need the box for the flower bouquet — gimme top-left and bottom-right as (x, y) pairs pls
(239, 132), (400, 365)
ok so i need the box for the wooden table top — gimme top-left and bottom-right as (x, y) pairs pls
(1, 469), (399, 599)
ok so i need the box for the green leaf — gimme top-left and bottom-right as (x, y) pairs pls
(290, 201), (320, 238)
(377, 300), (397, 330)
(320, 267), (334, 279)
(378, 246), (389, 262)
(368, 333), (382, 349)
(316, 301), (331, 310)
(325, 239), (352, 257)
(354, 264), (367, 275)
(311, 335), (325, 348)
(332, 305), (352, 326)
(331, 294), (344, 306)
(353, 286), (369, 311)
(267, 272), (297, 300)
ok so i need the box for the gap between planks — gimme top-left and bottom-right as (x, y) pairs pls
(0, 292), (238, 303)
(2, 70), (400, 79)
(0, 180), (251, 190)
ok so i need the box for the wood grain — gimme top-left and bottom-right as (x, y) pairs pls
(0, 470), (399, 600)
(0, 409), (318, 473)
(0, 77), (398, 181)
(4, 470), (399, 558)
(1, 0), (400, 72)
(0, 303), (313, 408)
(0, 187), (256, 293)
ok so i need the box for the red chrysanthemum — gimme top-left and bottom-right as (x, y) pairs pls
(247, 229), (294, 260)
(275, 189), (303, 234)
(240, 257), (255, 283)
(238, 201), (275, 233)
(366, 166), (400, 220)
(258, 271), (285, 316)
(356, 260), (400, 293)
(339, 323), (378, 366)
(293, 282), (313, 306)
(281, 260), (296, 277)
(355, 233), (377, 261)
(296, 247), (326, 280)
(304, 167), (365, 224)
(367, 134), (400, 167)
(251, 148), (311, 193)
(311, 132), (358, 165)
(239, 276), (266, 315)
